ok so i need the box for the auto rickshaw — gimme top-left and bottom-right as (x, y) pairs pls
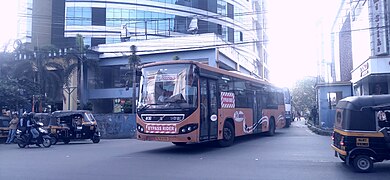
(33, 113), (51, 127)
(331, 95), (390, 172)
(0, 115), (11, 139)
(48, 110), (100, 144)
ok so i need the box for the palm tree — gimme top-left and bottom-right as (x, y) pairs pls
(12, 47), (72, 111)
(65, 34), (99, 110)
(11, 35), (99, 111)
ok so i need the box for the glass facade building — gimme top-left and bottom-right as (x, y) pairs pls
(17, 0), (270, 113)
(63, 0), (267, 53)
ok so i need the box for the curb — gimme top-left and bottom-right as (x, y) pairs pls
(307, 123), (332, 136)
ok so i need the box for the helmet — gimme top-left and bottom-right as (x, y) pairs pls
(27, 112), (35, 119)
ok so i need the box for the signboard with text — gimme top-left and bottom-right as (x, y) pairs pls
(371, 0), (388, 55)
(221, 92), (235, 108)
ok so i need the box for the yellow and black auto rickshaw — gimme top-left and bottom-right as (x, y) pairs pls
(0, 115), (11, 139)
(331, 95), (390, 172)
(48, 110), (100, 144)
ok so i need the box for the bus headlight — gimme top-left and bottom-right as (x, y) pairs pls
(137, 124), (145, 133)
(179, 124), (198, 134)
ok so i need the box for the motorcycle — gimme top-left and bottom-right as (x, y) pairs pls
(16, 122), (52, 148)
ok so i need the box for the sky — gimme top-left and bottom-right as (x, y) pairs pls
(0, 1), (18, 50)
(267, 0), (339, 88)
(0, 0), (340, 88)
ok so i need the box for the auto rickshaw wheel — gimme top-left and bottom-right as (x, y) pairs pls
(51, 137), (58, 145)
(92, 136), (100, 143)
(63, 139), (70, 144)
(353, 155), (373, 173)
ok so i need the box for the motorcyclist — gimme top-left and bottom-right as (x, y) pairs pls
(26, 112), (41, 147)
(18, 112), (28, 134)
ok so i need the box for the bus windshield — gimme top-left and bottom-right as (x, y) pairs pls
(138, 64), (198, 110)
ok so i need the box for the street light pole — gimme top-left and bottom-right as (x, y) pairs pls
(128, 45), (140, 114)
(64, 86), (77, 110)
(132, 62), (137, 114)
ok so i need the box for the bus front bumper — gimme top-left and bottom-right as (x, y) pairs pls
(137, 132), (198, 143)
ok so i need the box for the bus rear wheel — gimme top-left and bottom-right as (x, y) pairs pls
(266, 118), (275, 136)
(218, 121), (235, 147)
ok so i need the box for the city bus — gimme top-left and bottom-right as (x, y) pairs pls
(136, 60), (286, 146)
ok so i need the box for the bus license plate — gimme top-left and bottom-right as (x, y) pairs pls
(147, 136), (171, 142)
(146, 124), (176, 134)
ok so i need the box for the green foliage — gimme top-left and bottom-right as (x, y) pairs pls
(128, 45), (140, 66)
(79, 101), (93, 111)
(0, 77), (39, 109)
(291, 76), (317, 116)
(123, 101), (132, 113)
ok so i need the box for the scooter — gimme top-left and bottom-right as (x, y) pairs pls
(16, 122), (52, 148)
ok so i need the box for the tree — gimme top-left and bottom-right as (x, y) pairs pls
(66, 34), (99, 110)
(0, 77), (39, 110)
(12, 47), (67, 110)
(291, 76), (317, 117)
(0, 52), (39, 110)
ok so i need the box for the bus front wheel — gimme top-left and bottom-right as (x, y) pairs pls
(172, 142), (187, 146)
(218, 121), (235, 147)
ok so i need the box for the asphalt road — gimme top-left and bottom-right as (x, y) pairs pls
(1, 120), (390, 180)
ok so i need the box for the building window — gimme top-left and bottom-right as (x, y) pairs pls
(91, 37), (106, 47)
(91, 65), (131, 89)
(92, 7), (106, 26)
(106, 37), (121, 44)
(370, 82), (388, 95)
(328, 92), (342, 109)
(66, 7), (91, 26)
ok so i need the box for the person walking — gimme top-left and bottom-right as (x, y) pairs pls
(6, 114), (19, 144)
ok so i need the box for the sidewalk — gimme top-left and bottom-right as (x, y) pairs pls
(306, 120), (332, 136)
(292, 117), (332, 136)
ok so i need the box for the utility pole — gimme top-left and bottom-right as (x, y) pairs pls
(129, 45), (140, 114)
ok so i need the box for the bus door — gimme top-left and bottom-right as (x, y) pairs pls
(199, 78), (218, 141)
(255, 90), (265, 133)
(252, 90), (258, 132)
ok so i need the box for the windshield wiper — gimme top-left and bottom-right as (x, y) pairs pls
(138, 104), (151, 111)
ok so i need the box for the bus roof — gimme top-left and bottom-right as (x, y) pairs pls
(141, 60), (274, 87)
(336, 95), (390, 111)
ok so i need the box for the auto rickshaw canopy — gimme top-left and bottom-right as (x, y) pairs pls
(335, 95), (390, 131)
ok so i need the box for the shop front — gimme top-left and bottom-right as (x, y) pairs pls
(351, 57), (390, 96)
